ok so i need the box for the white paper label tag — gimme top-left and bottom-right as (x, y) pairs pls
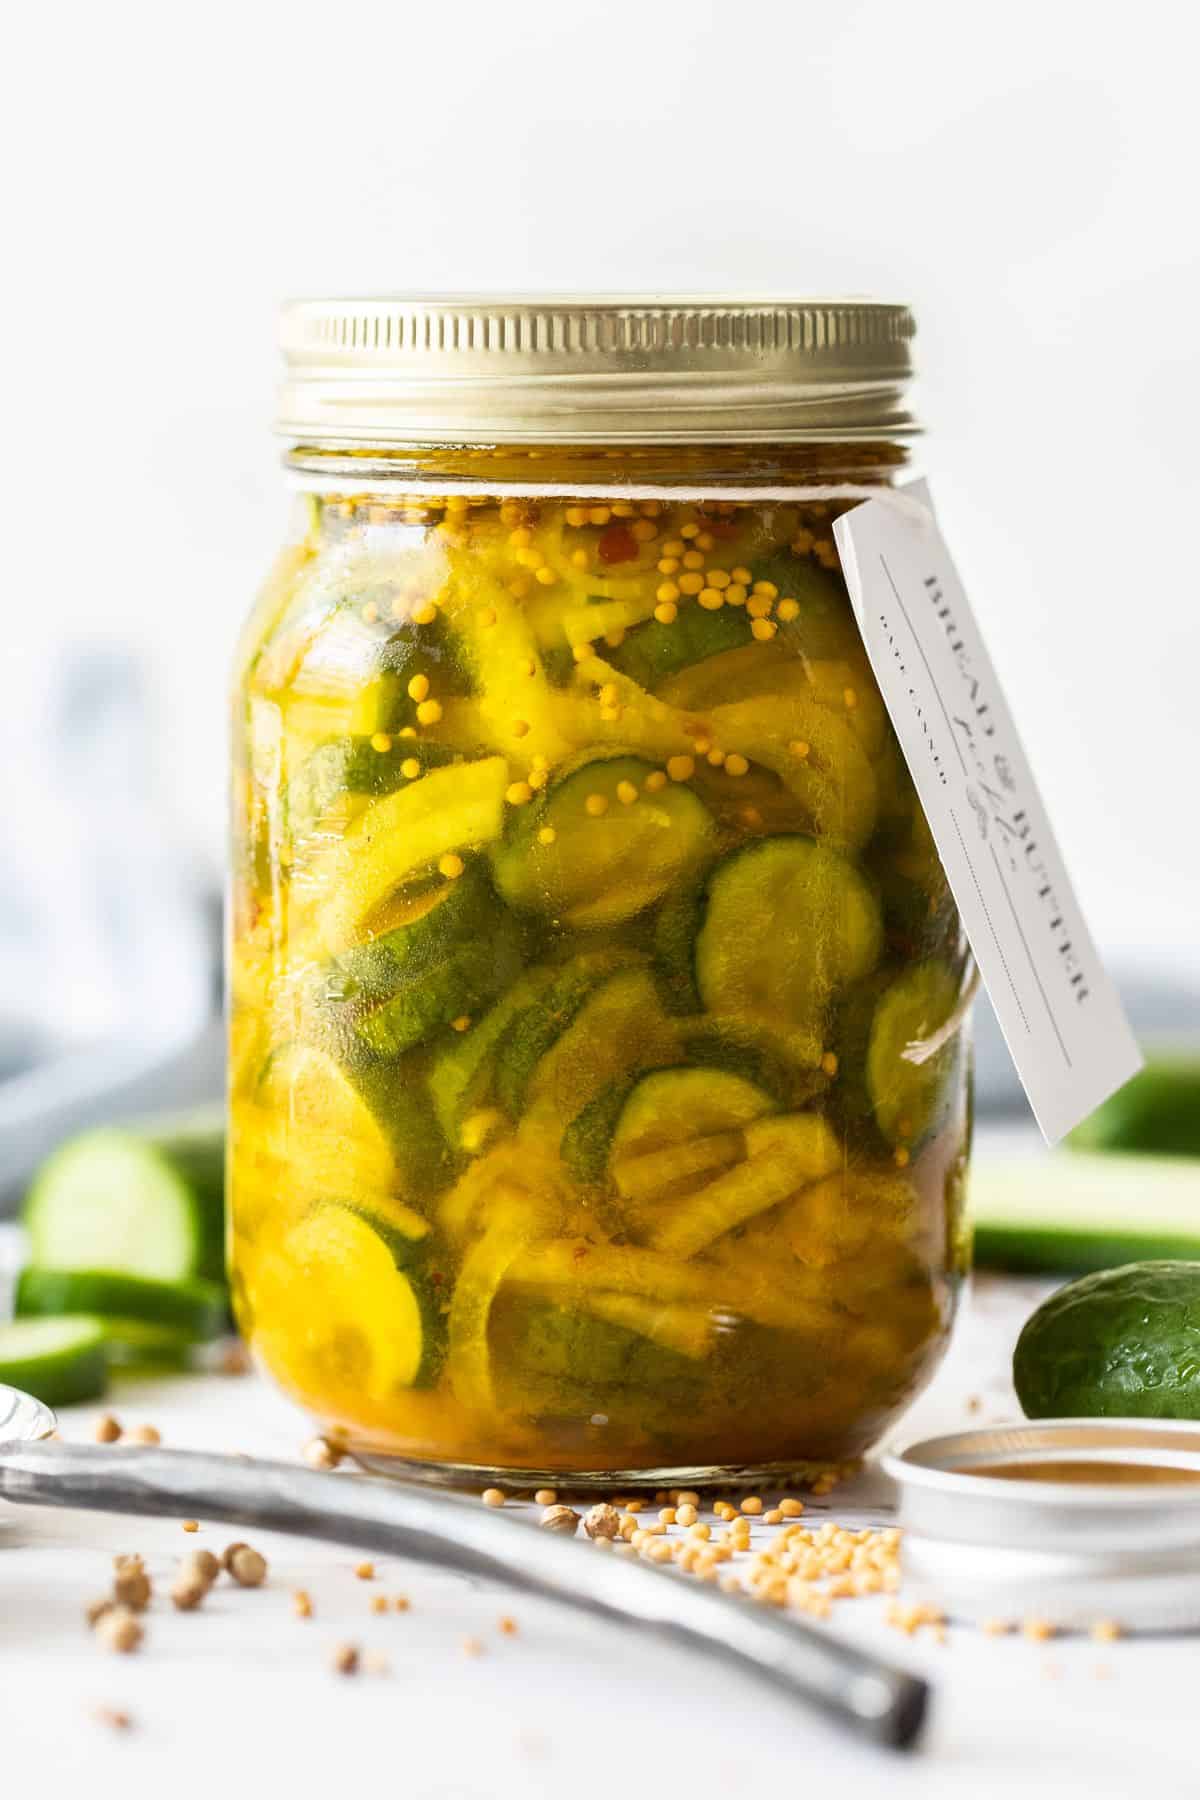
(833, 483), (1142, 1144)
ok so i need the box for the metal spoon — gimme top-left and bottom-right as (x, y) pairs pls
(0, 1383), (927, 1749)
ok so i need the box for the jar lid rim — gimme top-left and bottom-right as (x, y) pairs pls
(276, 294), (919, 447)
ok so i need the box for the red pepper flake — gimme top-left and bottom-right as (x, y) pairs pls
(597, 524), (639, 565)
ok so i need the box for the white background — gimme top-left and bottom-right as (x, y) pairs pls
(4, 0), (1198, 963)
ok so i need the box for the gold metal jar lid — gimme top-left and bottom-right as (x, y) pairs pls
(277, 295), (917, 447)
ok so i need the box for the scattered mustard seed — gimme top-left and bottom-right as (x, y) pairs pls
(481, 1487), (506, 1508)
(94, 1415), (122, 1444)
(332, 1643), (360, 1676)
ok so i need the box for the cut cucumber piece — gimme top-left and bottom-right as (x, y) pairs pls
(647, 1112), (842, 1258)
(353, 922), (525, 1060)
(972, 1151), (1200, 1275)
(653, 876), (706, 1015)
(490, 755), (715, 930)
(680, 1020), (823, 1107)
(288, 735), (457, 840)
(705, 694), (878, 849)
(490, 1296), (706, 1421)
(603, 603), (753, 690)
(522, 965), (680, 1126)
(253, 1041), (398, 1196)
(494, 951), (636, 1117)
(612, 1066), (776, 1162)
(865, 961), (963, 1147)
(1068, 1059), (1200, 1159)
(448, 1206), (537, 1416)
(264, 1204), (444, 1393)
(24, 1124), (225, 1286)
(695, 835), (882, 1049)
(315, 755), (510, 952)
(15, 1269), (226, 1343)
(428, 967), (557, 1146)
(322, 867), (525, 1062)
(0, 1316), (109, 1408)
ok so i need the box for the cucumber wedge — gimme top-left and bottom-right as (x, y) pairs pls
(972, 1151), (1200, 1275)
(696, 835), (882, 1051)
(490, 755), (715, 929)
(0, 1316), (109, 1408)
(25, 1123), (225, 1286)
(315, 756), (510, 952)
(15, 1269), (226, 1344)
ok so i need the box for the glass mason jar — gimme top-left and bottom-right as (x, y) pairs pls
(230, 297), (972, 1486)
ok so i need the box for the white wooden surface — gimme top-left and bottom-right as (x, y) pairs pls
(1, 1274), (1193, 1800)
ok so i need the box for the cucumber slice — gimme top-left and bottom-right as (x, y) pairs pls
(25, 1125), (225, 1286)
(705, 694), (878, 850)
(603, 603), (753, 690)
(696, 836), (882, 1050)
(322, 867), (525, 1062)
(653, 876), (706, 1014)
(494, 951), (636, 1117)
(252, 1041), (398, 1195)
(15, 1269), (226, 1343)
(315, 756), (510, 952)
(288, 735), (457, 840)
(613, 1067), (776, 1145)
(521, 965), (679, 1126)
(448, 1207), (537, 1416)
(0, 1316), (109, 1408)
(259, 1204), (444, 1393)
(865, 961), (963, 1147)
(428, 967), (557, 1146)
(252, 1033), (455, 1205)
(353, 923), (524, 1060)
(489, 755), (715, 929)
(647, 1112), (842, 1258)
(490, 1296), (706, 1421)
(972, 1151), (1200, 1274)
(680, 1021), (823, 1107)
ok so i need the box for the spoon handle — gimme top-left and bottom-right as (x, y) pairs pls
(0, 1439), (926, 1749)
